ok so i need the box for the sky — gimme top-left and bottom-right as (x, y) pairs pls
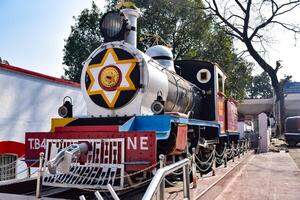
(0, 0), (104, 78)
(0, 0), (299, 81)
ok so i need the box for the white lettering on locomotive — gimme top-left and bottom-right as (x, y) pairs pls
(140, 136), (148, 150)
(127, 136), (149, 150)
(127, 137), (137, 149)
(28, 138), (46, 150)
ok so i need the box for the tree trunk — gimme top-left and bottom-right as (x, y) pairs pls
(275, 84), (286, 137)
(244, 41), (284, 136)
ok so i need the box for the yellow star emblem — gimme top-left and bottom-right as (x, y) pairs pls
(86, 48), (138, 108)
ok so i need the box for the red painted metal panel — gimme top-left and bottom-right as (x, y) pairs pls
(25, 129), (156, 171)
(0, 141), (25, 157)
(217, 93), (226, 134)
(170, 124), (187, 155)
(55, 125), (119, 132)
(124, 132), (156, 171)
(226, 99), (238, 132)
(25, 132), (51, 167)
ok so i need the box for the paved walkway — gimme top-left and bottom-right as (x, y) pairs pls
(288, 146), (300, 169)
(164, 151), (253, 200)
(215, 152), (300, 200)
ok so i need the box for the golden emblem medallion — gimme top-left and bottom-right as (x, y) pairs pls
(99, 65), (122, 90)
(86, 48), (138, 108)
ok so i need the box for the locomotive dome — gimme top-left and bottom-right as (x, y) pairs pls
(146, 45), (175, 72)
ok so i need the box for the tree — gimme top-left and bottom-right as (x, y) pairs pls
(248, 72), (273, 99)
(0, 57), (10, 65)
(63, 0), (252, 100)
(62, 2), (103, 82)
(202, 0), (300, 134)
(120, 0), (253, 100)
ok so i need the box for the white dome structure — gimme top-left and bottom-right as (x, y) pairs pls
(146, 45), (175, 72)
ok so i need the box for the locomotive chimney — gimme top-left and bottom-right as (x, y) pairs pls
(118, 1), (141, 48)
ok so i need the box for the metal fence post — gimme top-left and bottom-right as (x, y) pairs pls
(183, 164), (190, 199)
(107, 184), (120, 200)
(159, 154), (165, 200)
(192, 148), (197, 188)
(79, 195), (87, 200)
(224, 143), (227, 168)
(247, 139), (250, 150)
(237, 141), (240, 159)
(248, 139), (251, 150)
(36, 152), (44, 199)
(27, 167), (31, 178)
(231, 141), (235, 162)
(242, 141), (245, 156)
(95, 191), (104, 200)
(212, 145), (216, 176)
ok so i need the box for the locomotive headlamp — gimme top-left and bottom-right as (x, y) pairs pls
(151, 91), (165, 115)
(100, 11), (128, 42)
(58, 96), (73, 118)
(151, 101), (164, 115)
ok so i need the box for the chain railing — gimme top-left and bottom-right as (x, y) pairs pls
(190, 139), (250, 185)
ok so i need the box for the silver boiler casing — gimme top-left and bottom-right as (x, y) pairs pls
(81, 41), (197, 117)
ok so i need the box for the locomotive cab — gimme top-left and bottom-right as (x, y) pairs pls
(175, 60), (239, 144)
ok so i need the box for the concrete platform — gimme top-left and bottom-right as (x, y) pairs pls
(215, 152), (300, 200)
(165, 151), (253, 200)
(164, 151), (300, 200)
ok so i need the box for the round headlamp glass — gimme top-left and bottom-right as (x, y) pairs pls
(100, 11), (127, 41)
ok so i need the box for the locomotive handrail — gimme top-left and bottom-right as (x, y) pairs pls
(142, 158), (190, 200)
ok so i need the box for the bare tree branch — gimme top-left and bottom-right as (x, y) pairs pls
(224, 29), (245, 41)
(225, 14), (244, 22)
(234, 0), (246, 13)
(249, 1), (300, 40)
(276, 2), (300, 16)
(210, 0), (244, 37)
(243, 0), (252, 36)
(236, 49), (249, 59)
(271, 21), (300, 33)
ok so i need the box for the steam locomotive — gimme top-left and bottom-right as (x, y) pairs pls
(25, 5), (239, 190)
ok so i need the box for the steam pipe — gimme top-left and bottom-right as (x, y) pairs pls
(121, 8), (140, 48)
